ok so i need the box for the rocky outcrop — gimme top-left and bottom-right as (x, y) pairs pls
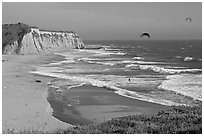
(3, 27), (85, 55)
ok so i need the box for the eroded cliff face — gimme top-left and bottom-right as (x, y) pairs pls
(3, 28), (85, 55)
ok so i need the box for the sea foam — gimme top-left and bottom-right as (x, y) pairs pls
(176, 56), (202, 62)
(139, 65), (201, 74)
(158, 74), (202, 101)
(76, 48), (126, 56)
(30, 69), (189, 106)
(43, 58), (76, 66)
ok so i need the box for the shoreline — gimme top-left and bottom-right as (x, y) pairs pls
(2, 50), (72, 133)
(48, 84), (170, 125)
(3, 47), (201, 132)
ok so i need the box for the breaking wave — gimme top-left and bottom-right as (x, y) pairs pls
(131, 60), (167, 65)
(183, 56), (202, 62)
(176, 56), (202, 62)
(125, 64), (138, 68)
(138, 65), (201, 74)
(158, 74), (202, 101)
(30, 69), (189, 106)
(132, 56), (145, 60)
(43, 58), (76, 66)
(79, 58), (167, 67)
(77, 48), (126, 56)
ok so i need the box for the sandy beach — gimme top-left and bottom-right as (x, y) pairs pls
(2, 3), (202, 134)
(2, 49), (170, 132)
(2, 51), (72, 133)
(2, 49), (201, 134)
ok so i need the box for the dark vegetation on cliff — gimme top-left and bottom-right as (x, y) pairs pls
(2, 22), (31, 52)
(6, 106), (202, 134)
(2, 22), (83, 54)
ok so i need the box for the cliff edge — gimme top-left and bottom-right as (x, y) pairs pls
(2, 23), (85, 55)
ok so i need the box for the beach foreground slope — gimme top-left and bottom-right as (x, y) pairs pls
(2, 53), (71, 132)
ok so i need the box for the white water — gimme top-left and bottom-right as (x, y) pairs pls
(43, 58), (76, 66)
(30, 43), (201, 107)
(30, 68), (191, 106)
(158, 74), (202, 101)
(132, 56), (145, 60)
(139, 65), (202, 74)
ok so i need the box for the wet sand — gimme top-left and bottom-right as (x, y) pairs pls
(48, 85), (170, 125)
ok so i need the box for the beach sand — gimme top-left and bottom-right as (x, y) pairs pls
(48, 85), (169, 125)
(2, 51), (71, 133)
(2, 48), (170, 132)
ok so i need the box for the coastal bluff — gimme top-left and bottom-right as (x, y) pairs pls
(2, 23), (85, 55)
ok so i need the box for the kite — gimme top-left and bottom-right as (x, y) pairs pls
(140, 32), (151, 38)
(186, 17), (192, 23)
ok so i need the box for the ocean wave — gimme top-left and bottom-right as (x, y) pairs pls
(48, 79), (86, 90)
(124, 61), (167, 68)
(79, 59), (132, 66)
(95, 61), (116, 66)
(104, 48), (121, 51)
(176, 56), (202, 62)
(165, 66), (188, 69)
(121, 60), (139, 64)
(114, 89), (186, 106)
(81, 60), (96, 64)
(139, 65), (202, 74)
(158, 74), (202, 101)
(79, 58), (167, 67)
(106, 52), (126, 56)
(65, 83), (86, 90)
(76, 48), (126, 56)
(44, 59), (76, 66)
(38, 65), (110, 74)
(79, 60), (117, 66)
(79, 57), (124, 61)
(30, 70), (187, 106)
(35, 67), (64, 73)
(183, 56), (201, 62)
(87, 60), (120, 66)
(175, 56), (182, 59)
(133, 60), (167, 65)
(132, 56), (145, 60)
(81, 59), (165, 66)
(125, 64), (138, 68)
(116, 60), (165, 65)
(78, 57), (101, 61)
(54, 52), (77, 58)
(78, 57), (123, 65)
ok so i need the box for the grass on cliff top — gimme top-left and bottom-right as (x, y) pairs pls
(5, 105), (202, 134)
(2, 22), (31, 52)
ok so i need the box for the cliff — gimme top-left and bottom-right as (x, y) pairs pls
(2, 23), (85, 55)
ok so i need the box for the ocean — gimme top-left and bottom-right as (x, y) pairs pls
(31, 40), (202, 108)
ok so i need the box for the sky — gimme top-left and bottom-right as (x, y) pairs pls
(2, 2), (202, 40)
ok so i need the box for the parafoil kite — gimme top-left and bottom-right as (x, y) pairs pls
(140, 32), (150, 38)
(186, 17), (192, 23)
